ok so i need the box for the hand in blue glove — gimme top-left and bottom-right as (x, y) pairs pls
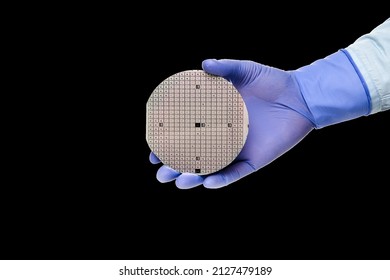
(150, 51), (370, 189)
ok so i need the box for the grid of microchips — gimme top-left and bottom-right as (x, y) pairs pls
(146, 70), (249, 175)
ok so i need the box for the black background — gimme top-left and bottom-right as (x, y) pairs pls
(3, 7), (388, 260)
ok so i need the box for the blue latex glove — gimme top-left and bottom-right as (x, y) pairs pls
(149, 50), (370, 189)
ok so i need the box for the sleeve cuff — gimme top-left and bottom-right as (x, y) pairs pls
(345, 19), (390, 114)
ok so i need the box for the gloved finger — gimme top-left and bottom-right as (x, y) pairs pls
(156, 165), (180, 183)
(202, 59), (242, 80)
(175, 173), (205, 189)
(202, 59), (263, 88)
(149, 152), (161, 164)
(203, 161), (256, 189)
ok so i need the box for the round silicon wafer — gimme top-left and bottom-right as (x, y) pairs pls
(146, 70), (249, 175)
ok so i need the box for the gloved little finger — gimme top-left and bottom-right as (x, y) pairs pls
(149, 152), (161, 164)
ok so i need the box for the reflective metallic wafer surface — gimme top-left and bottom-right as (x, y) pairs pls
(146, 70), (249, 175)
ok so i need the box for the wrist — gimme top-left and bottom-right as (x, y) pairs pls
(293, 50), (371, 129)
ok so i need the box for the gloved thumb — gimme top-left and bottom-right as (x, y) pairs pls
(202, 59), (266, 89)
(202, 59), (243, 83)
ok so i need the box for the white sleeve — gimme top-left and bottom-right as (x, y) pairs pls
(346, 19), (390, 114)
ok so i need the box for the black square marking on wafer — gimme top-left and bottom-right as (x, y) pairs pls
(195, 123), (201, 127)
(195, 169), (201, 173)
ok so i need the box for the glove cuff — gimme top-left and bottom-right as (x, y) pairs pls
(293, 50), (371, 129)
